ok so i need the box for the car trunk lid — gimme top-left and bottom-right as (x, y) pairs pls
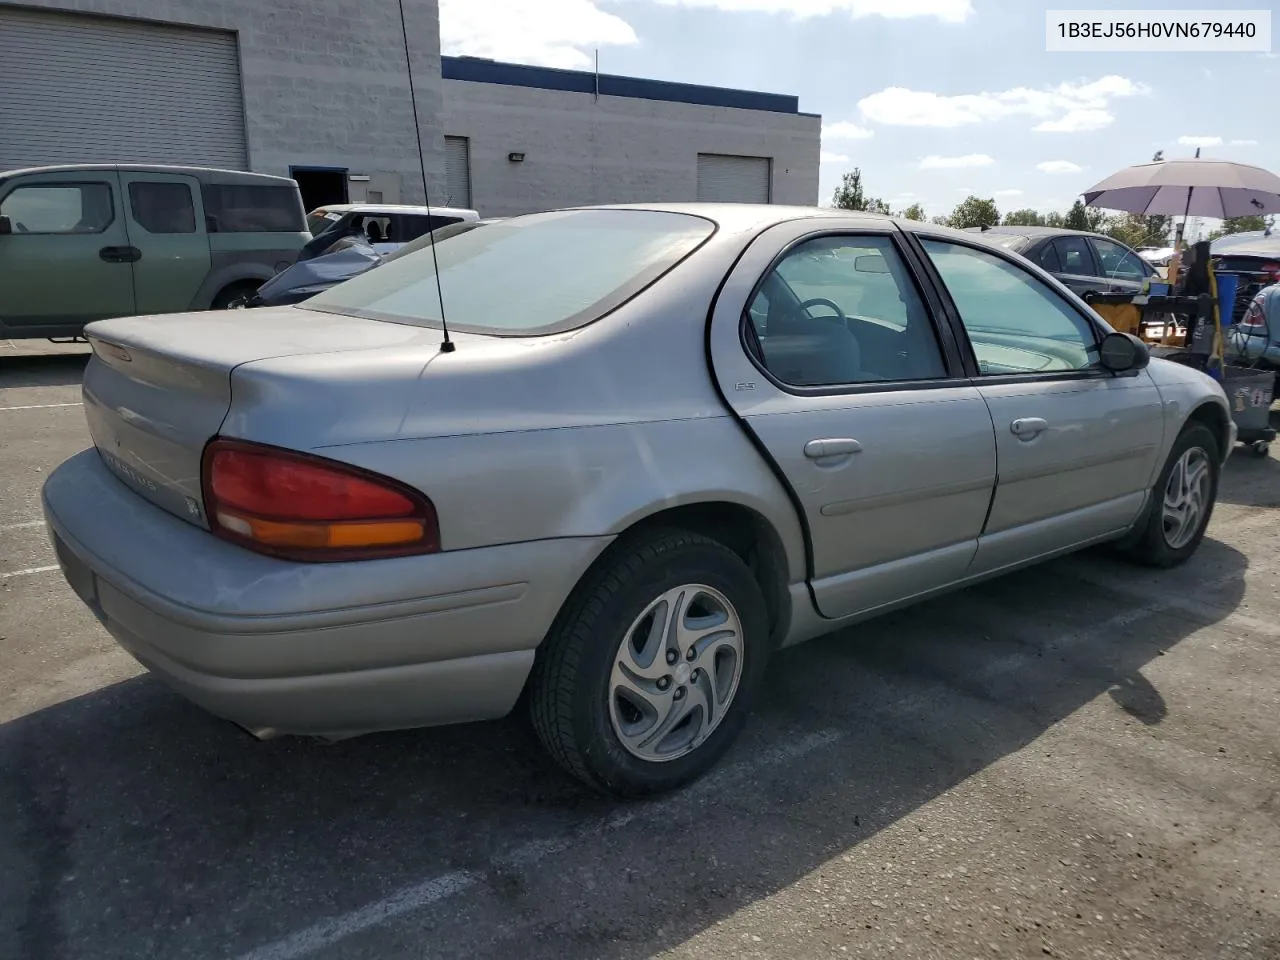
(82, 307), (447, 528)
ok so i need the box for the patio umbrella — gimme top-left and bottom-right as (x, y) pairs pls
(1083, 158), (1280, 219)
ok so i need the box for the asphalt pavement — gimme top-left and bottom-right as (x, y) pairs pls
(2, 338), (1278, 960)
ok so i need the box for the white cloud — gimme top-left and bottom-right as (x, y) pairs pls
(1178, 135), (1224, 147)
(1034, 109), (1113, 133)
(820, 151), (851, 163)
(822, 121), (875, 140)
(1036, 160), (1083, 174)
(920, 153), (995, 169)
(439, 0), (638, 68)
(859, 75), (1147, 133)
(1231, 139), (1259, 146)
(646, 0), (972, 22)
(994, 189), (1023, 197)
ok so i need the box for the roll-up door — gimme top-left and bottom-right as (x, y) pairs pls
(0, 7), (248, 172)
(696, 154), (772, 203)
(444, 136), (472, 208)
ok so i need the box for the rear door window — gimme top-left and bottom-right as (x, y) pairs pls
(128, 181), (197, 234)
(1052, 236), (1096, 275)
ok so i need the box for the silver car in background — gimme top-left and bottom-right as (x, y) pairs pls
(43, 204), (1234, 798)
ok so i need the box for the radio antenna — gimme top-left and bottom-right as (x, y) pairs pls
(398, 0), (454, 353)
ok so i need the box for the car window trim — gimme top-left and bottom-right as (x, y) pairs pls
(0, 179), (117, 236)
(735, 227), (970, 397)
(901, 229), (1110, 383)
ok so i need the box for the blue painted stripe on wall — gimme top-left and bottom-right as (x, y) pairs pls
(441, 57), (800, 115)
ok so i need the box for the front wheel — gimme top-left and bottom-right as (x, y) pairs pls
(1120, 422), (1220, 568)
(529, 530), (770, 798)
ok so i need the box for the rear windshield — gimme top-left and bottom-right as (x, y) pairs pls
(304, 209), (716, 336)
(307, 211), (340, 235)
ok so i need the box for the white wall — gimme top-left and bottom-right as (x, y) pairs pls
(2, 0), (446, 205)
(442, 79), (821, 217)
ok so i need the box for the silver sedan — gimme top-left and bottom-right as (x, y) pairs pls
(43, 204), (1234, 798)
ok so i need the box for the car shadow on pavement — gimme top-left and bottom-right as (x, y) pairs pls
(0, 352), (90, 390)
(0, 538), (1250, 960)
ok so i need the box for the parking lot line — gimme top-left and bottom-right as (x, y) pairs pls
(232, 589), (1185, 960)
(0, 401), (82, 412)
(0, 564), (59, 579)
(0, 520), (44, 532)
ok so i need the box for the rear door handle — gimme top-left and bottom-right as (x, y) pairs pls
(99, 246), (142, 263)
(1010, 417), (1049, 439)
(804, 438), (863, 459)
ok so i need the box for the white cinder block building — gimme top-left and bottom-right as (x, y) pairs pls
(0, 0), (821, 214)
(440, 57), (821, 215)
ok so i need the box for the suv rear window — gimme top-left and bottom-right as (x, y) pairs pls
(202, 184), (304, 233)
(304, 209), (716, 336)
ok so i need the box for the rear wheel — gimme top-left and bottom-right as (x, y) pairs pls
(529, 530), (770, 798)
(211, 282), (259, 310)
(1120, 422), (1219, 568)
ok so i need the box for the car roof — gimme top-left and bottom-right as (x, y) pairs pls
(562, 202), (1015, 247)
(969, 225), (1115, 242)
(0, 163), (297, 187)
(312, 203), (479, 217)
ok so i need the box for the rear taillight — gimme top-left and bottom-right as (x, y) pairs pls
(201, 438), (440, 562)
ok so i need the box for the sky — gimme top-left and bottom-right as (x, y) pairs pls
(438, 0), (1276, 227)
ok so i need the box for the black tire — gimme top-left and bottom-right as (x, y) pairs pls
(211, 283), (259, 310)
(529, 529), (770, 799)
(1120, 422), (1220, 568)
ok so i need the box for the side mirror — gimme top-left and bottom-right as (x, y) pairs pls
(1098, 331), (1150, 373)
(0, 215), (12, 235)
(854, 254), (890, 273)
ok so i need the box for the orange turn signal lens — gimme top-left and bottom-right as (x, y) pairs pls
(216, 512), (426, 550)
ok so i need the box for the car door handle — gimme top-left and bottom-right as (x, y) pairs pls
(1010, 418), (1049, 439)
(99, 246), (142, 263)
(804, 438), (863, 459)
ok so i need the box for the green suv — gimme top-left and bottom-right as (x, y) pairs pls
(0, 164), (310, 339)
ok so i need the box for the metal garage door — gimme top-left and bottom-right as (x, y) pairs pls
(0, 8), (247, 172)
(696, 154), (772, 203)
(444, 136), (472, 209)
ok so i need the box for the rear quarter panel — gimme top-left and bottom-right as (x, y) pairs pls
(223, 231), (809, 584)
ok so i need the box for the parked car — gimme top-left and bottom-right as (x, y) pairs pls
(0, 164), (309, 339)
(967, 225), (1161, 297)
(237, 219), (500, 308)
(44, 204), (1234, 798)
(1212, 231), (1280, 323)
(1219, 232), (1280, 379)
(299, 203), (479, 262)
(1137, 245), (1176, 268)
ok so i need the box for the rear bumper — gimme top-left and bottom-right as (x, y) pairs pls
(43, 449), (613, 738)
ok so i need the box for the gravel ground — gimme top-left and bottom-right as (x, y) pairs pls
(2, 340), (1278, 960)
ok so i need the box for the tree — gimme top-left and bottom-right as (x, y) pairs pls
(1103, 213), (1174, 249)
(949, 195), (1000, 230)
(831, 168), (890, 214)
(930, 214), (951, 227)
(1221, 215), (1267, 235)
(1064, 199), (1109, 233)
(1003, 209), (1046, 227)
(1044, 211), (1066, 228)
(899, 202), (926, 221)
